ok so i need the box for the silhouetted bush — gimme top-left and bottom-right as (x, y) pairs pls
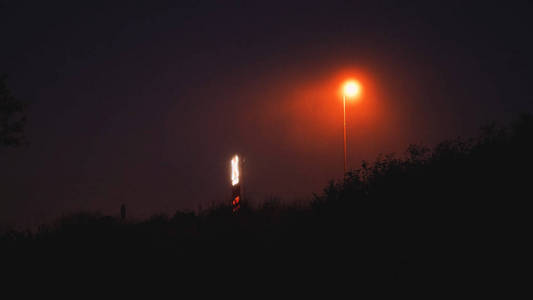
(2, 114), (531, 287)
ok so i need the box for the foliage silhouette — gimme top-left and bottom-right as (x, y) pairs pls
(0, 75), (26, 147)
(1, 114), (531, 289)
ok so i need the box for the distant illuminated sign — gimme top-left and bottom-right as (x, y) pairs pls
(231, 155), (241, 213)
(231, 155), (239, 186)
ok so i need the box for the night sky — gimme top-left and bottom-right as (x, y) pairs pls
(1, 1), (532, 227)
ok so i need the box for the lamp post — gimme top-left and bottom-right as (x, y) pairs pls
(342, 80), (361, 176)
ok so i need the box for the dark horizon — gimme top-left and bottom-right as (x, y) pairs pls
(1, 1), (533, 228)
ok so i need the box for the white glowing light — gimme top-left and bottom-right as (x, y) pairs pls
(231, 155), (240, 186)
(343, 80), (361, 98)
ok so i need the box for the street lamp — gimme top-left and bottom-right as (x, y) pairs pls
(342, 80), (361, 175)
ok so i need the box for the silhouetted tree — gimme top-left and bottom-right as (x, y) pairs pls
(0, 75), (26, 147)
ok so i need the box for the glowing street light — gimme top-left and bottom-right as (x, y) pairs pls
(341, 80), (361, 175)
(344, 81), (361, 98)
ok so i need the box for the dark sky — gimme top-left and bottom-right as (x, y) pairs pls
(1, 1), (532, 227)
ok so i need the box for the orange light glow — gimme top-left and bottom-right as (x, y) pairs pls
(251, 68), (382, 179)
(232, 196), (240, 206)
(231, 155), (239, 186)
(343, 80), (361, 98)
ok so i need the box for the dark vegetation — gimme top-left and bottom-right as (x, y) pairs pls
(2, 114), (531, 287)
(0, 75), (26, 147)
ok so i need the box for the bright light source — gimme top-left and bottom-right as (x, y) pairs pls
(343, 80), (361, 98)
(231, 155), (239, 186)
